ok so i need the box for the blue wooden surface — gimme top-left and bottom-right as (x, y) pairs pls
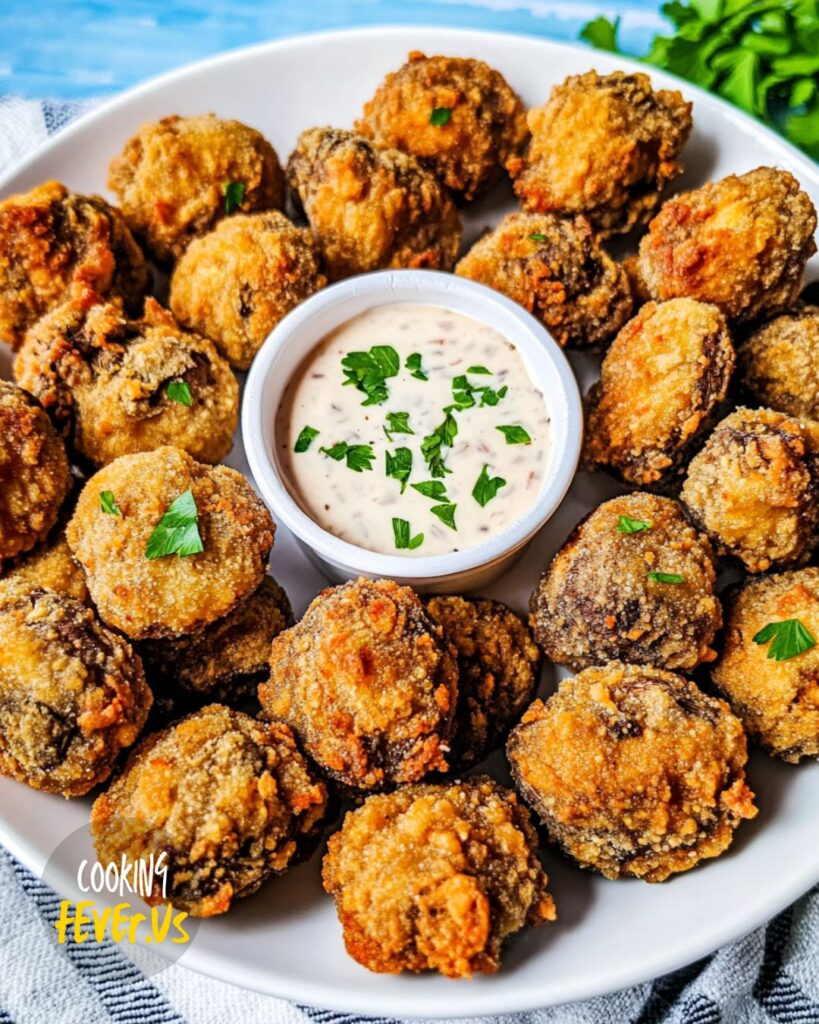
(3, 0), (665, 99)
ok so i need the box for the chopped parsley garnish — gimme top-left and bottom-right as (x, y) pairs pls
(385, 411), (414, 436)
(617, 515), (651, 534)
(341, 345), (400, 405)
(529, 232), (548, 243)
(467, 365), (492, 375)
(393, 518), (424, 550)
(320, 442), (375, 472)
(386, 447), (412, 493)
(294, 425), (320, 453)
(472, 465), (507, 508)
(222, 180), (246, 215)
(411, 480), (449, 501)
(431, 503), (457, 530)
(406, 352), (428, 381)
(497, 424), (532, 445)
(99, 490), (121, 516)
(647, 571), (685, 584)
(752, 619), (817, 661)
(145, 490), (204, 560)
(421, 409), (458, 478)
(429, 106), (452, 126)
(165, 380), (192, 407)
(451, 373), (508, 409)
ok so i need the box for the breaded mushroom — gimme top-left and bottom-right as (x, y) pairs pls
(739, 305), (819, 420)
(3, 528), (88, 603)
(508, 70), (692, 236)
(584, 298), (735, 487)
(108, 114), (286, 262)
(507, 662), (757, 881)
(0, 583), (151, 796)
(169, 211), (327, 370)
(66, 446), (275, 639)
(638, 167), (817, 324)
(425, 595), (540, 768)
(286, 127), (462, 280)
(681, 407), (819, 573)
(322, 777), (555, 976)
(355, 51), (528, 201)
(260, 577), (458, 792)
(0, 381), (71, 562)
(0, 181), (148, 350)
(15, 291), (238, 466)
(530, 492), (721, 672)
(91, 706), (327, 917)
(713, 569), (819, 762)
(455, 212), (633, 349)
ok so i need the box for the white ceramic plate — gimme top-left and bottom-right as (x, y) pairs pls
(1, 26), (818, 1018)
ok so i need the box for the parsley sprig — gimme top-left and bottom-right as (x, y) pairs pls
(320, 442), (375, 472)
(647, 571), (685, 584)
(165, 380), (192, 406)
(294, 425), (319, 453)
(341, 345), (400, 405)
(145, 490), (204, 560)
(473, 465), (507, 507)
(753, 619), (817, 661)
(421, 409), (458, 478)
(393, 518), (424, 550)
(617, 515), (652, 534)
(99, 490), (121, 516)
(386, 447), (412, 493)
(222, 181), (246, 215)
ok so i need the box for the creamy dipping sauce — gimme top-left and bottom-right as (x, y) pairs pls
(276, 304), (551, 556)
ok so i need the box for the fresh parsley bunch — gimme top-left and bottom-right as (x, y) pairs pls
(581, 0), (819, 159)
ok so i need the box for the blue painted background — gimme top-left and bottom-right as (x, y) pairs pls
(3, 0), (666, 99)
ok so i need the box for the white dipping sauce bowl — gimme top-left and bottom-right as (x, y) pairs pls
(243, 269), (582, 592)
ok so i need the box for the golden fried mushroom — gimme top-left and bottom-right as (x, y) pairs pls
(584, 299), (735, 487)
(508, 70), (692, 237)
(530, 493), (721, 672)
(91, 706), (327, 917)
(66, 446), (275, 639)
(681, 407), (819, 573)
(638, 167), (817, 324)
(713, 570), (819, 762)
(0, 583), (151, 796)
(356, 51), (528, 201)
(739, 305), (819, 420)
(169, 211), (327, 370)
(108, 114), (286, 262)
(3, 529), (88, 603)
(260, 577), (458, 792)
(15, 292), (238, 466)
(0, 381), (71, 563)
(455, 212), (633, 349)
(286, 127), (462, 280)
(322, 777), (555, 976)
(0, 181), (149, 350)
(507, 663), (757, 882)
(425, 595), (540, 768)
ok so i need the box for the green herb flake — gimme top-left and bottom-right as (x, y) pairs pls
(385, 411), (414, 435)
(165, 380), (192, 407)
(320, 442), (375, 472)
(529, 232), (549, 243)
(617, 515), (652, 534)
(392, 518), (424, 550)
(467, 365), (492, 375)
(386, 447), (412, 493)
(222, 180), (246, 215)
(145, 489), (204, 560)
(342, 345), (400, 405)
(421, 409), (458, 478)
(411, 480), (449, 501)
(497, 424), (532, 445)
(431, 503), (457, 530)
(429, 106), (452, 127)
(472, 464), (507, 508)
(646, 571), (685, 585)
(294, 425), (320, 453)
(99, 490), (121, 517)
(406, 353), (428, 381)
(752, 619), (817, 661)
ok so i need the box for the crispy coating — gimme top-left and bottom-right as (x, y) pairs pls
(0, 381), (71, 562)
(508, 71), (692, 237)
(66, 446), (275, 639)
(638, 167), (817, 324)
(169, 211), (327, 370)
(286, 127), (462, 281)
(584, 299), (735, 487)
(425, 596), (540, 768)
(0, 583), (151, 796)
(260, 577), (458, 792)
(739, 305), (819, 420)
(531, 493), (721, 672)
(91, 705), (327, 916)
(322, 777), (555, 976)
(3, 529), (88, 603)
(108, 114), (285, 262)
(140, 576), (292, 705)
(507, 663), (757, 881)
(713, 570), (819, 762)
(681, 407), (819, 573)
(455, 212), (633, 349)
(15, 291), (238, 466)
(355, 51), (528, 201)
(0, 181), (149, 350)
(621, 253), (652, 307)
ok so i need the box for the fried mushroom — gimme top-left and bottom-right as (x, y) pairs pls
(738, 305), (819, 420)
(3, 528), (88, 603)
